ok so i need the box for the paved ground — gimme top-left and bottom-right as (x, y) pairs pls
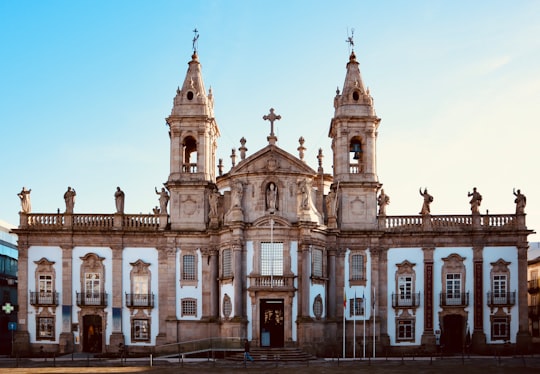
(1, 355), (540, 374)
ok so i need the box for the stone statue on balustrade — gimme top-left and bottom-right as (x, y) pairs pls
(64, 186), (76, 213)
(114, 187), (125, 214)
(377, 189), (390, 216)
(419, 188), (433, 215)
(468, 187), (482, 215)
(155, 187), (170, 215)
(17, 186), (32, 213)
(513, 188), (526, 214)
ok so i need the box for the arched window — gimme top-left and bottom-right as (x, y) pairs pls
(183, 136), (198, 173)
(349, 136), (363, 173)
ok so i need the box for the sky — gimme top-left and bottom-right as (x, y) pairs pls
(1, 1), (539, 242)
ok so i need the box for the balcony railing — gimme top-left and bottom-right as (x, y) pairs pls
(125, 293), (155, 308)
(29, 291), (59, 306)
(528, 279), (540, 294)
(487, 291), (516, 307)
(248, 275), (296, 291)
(76, 292), (108, 307)
(439, 292), (469, 307)
(391, 292), (421, 308)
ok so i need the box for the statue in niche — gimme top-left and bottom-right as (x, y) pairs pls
(326, 186), (339, 217)
(468, 187), (482, 214)
(266, 182), (278, 211)
(298, 178), (311, 210)
(114, 186), (125, 214)
(513, 188), (526, 214)
(377, 189), (390, 216)
(155, 187), (170, 215)
(231, 181), (243, 209)
(209, 188), (219, 216)
(419, 187), (433, 215)
(17, 186), (32, 213)
(64, 186), (76, 213)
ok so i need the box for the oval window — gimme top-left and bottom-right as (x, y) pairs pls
(352, 91), (360, 101)
(187, 91), (194, 100)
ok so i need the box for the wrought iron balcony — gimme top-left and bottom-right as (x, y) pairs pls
(29, 291), (59, 306)
(439, 292), (469, 307)
(125, 293), (155, 308)
(76, 292), (108, 307)
(528, 279), (540, 294)
(487, 291), (516, 307)
(391, 292), (421, 308)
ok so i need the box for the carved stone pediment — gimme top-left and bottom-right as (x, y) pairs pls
(230, 145), (317, 176)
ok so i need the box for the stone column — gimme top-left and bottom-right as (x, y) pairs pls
(14, 242), (30, 353)
(472, 246), (486, 350)
(300, 244), (311, 316)
(59, 246), (74, 353)
(421, 247), (435, 348)
(156, 246), (177, 345)
(378, 247), (390, 345)
(202, 247), (219, 319)
(232, 241), (243, 317)
(327, 247), (337, 319)
(109, 246), (124, 350)
(516, 244), (532, 352)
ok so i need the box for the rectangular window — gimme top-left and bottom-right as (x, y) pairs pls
(182, 255), (196, 281)
(446, 273), (461, 305)
(396, 319), (415, 341)
(312, 248), (323, 278)
(85, 272), (101, 304)
(133, 275), (148, 295)
(492, 317), (509, 340)
(132, 319), (150, 341)
(349, 297), (364, 316)
(37, 317), (55, 340)
(181, 298), (197, 316)
(351, 254), (364, 281)
(398, 275), (413, 306)
(222, 249), (232, 278)
(38, 274), (54, 304)
(493, 275), (507, 302)
(261, 242), (283, 276)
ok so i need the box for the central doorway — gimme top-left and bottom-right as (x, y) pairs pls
(260, 299), (284, 348)
(82, 315), (102, 353)
(442, 314), (465, 353)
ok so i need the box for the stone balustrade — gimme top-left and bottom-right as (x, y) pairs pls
(381, 214), (520, 232)
(20, 213), (162, 231)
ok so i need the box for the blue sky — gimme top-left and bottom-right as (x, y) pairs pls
(1, 1), (539, 241)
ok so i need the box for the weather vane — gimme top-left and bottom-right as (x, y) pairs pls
(346, 28), (355, 53)
(192, 28), (199, 53)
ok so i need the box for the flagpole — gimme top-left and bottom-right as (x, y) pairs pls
(353, 289), (356, 359)
(363, 290), (366, 358)
(343, 287), (346, 358)
(372, 286), (376, 358)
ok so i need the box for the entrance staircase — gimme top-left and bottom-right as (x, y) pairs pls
(227, 347), (318, 362)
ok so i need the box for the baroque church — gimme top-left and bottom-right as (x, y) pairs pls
(13, 42), (533, 357)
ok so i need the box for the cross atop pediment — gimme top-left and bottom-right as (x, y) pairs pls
(263, 107), (281, 145)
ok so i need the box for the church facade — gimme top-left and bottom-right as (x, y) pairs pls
(13, 46), (533, 356)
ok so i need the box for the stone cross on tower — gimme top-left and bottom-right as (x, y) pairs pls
(263, 108), (281, 145)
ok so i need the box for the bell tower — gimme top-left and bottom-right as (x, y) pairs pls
(165, 48), (220, 230)
(328, 50), (381, 230)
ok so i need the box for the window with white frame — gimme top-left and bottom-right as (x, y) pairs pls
(181, 298), (197, 316)
(398, 275), (413, 306)
(38, 274), (54, 304)
(493, 274), (507, 301)
(182, 254), (196, 281)
(446, 273), (462, 305)
(349, 297), (364, 316)
(261, 242), (283, 276)
(312, 248), (323, 278)
(351, 254), (364, 281)
(396, 319), (415, 341)
(222, 249), (232, 278)
(491, 316), (509, 340)
(132, 319), (150, 341)
(85, 272), (101, 303)
(37, 317), (55, 340)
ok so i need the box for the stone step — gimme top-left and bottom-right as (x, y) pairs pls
(227, 347), (317, 361)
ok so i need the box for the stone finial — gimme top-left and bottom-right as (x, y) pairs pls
(297, 137), (306, 161)
(317, 148), (324, 173)
(218, 158), (223, 176)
